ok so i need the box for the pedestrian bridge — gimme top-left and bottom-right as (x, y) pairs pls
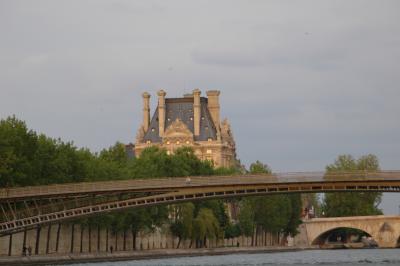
(1, 171), (400, 236)
(299, 215), (400, 248)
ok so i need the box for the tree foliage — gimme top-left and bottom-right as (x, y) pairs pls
(237, 160), (302, 241)
(0, 117), (305, 247)
(322, 154), (383, 217)
(249, 160), (272, 174)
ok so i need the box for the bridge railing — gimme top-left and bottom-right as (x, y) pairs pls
(1, 171), (400, 200)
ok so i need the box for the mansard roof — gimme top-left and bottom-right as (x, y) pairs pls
(143, 97), (217, 143)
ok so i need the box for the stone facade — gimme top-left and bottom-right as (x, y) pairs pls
(132, 89), (237, 168)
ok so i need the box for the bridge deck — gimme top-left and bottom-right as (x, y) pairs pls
(1, 171), (400, 235)
(1, 171), (400, 201)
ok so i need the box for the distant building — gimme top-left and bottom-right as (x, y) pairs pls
(131, 89), (237, 168)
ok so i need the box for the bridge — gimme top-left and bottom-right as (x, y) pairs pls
(297, 215), (400, 248)
(1, 171), (400, 236)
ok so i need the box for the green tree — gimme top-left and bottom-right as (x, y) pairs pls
(238, 199), (256, 237)
(0, 116), (38, 187)
(249, 160), (272, 174)
(192, 208), (221, 248)
(170, 203), (195, 248)
(322, 154), (382, 217)
(237, 161), (302, 246)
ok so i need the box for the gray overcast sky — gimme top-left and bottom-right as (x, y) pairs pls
(1, 1), (399, 213)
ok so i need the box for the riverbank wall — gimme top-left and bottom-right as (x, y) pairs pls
(0, 223), (287, 257)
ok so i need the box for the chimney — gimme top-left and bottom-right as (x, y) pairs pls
(193, 89), (201, 136)
(206, 90), (221, 130)
(157, 89), (166, 137)
(142, 92), (151, 132)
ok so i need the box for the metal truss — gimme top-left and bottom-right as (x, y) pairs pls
(1, 171), (400, 236)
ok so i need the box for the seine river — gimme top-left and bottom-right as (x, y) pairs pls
(66, 249), (400, 266)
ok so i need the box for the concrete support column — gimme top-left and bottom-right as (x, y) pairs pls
(193, 89), (201, 136)
(142, 92), (151, 132)
(157, 90), (166, 137)
(206, 90), (221, 130)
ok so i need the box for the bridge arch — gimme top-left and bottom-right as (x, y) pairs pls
(311, 226), (374, 246)
(303, 216), (400, 248)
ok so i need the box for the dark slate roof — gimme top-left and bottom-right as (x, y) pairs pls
(143, 97), (217, 142)
(125, 143), (135, 158)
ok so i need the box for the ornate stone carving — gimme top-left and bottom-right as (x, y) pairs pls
(221, 118), (236, 147)
(163, 119), (193, 144)
(135, 125), (145, 144)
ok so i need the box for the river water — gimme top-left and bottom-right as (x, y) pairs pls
(66, 249), (400, 266)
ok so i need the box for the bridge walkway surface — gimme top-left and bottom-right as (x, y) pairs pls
(1, 171), (400, 235)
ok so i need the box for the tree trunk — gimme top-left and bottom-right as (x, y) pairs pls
(88, 225), (91, 253)
(251, 226), (255, 246)
(255, 226), (259, 246)
(264, 231), (267, 246)
(105, 228), (109, 252)
(203, 236), (207, 248)
(115, 232), (118, 251)
(46, 224), (51, 254)
(56, 223), (61, 252)
(23, 229), (27, 252)
(189, 239), (193, 248)
(132, 230), (137, 250)
(35, 226), (41, 255)
(8, 234), (12, 256)
(97, 225), (101, 252)
(70, 224), (75, 253)
(176, 237), (181, 249)
(123, 230), (127, 251)
(80, 226), (84, 253)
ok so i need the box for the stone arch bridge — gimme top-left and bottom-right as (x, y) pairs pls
(299, 215), (400, 248)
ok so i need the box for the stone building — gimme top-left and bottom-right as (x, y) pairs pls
(132, 89), (237, 168)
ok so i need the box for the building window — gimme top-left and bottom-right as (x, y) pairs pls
(205, 126), (208, 130)
(146, 140), (151, 144)
(151, 128), (155, 132)
(167, 118), (171, 121)
(176, 141), (180, 145)
(201, 116), (205, 120)
(167, 150), (171, 155)
(186, 140), (190, 144)
(208, 138), (212, 142)
(206, 149), (212, 154)
(166, 141), (170, 145)
(190, 117), (193, 121)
